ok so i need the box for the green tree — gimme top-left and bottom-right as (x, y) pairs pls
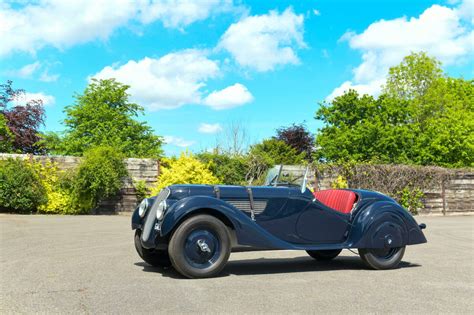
(197, 151), (249, 185)
(384, 52), (442, 100)
(0, 113), (14, 152)
(249, 139), (306, 166)
(315, 52), (473, 167)
(72, 146), (128, 213)
(47, 79), (163, 158)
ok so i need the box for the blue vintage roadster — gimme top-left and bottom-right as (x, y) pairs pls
(132, 165), (427, 278)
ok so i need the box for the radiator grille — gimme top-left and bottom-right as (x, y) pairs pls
(226, 199), (267, 215)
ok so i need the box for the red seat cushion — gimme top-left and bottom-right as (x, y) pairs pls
(312, 189), (357, 214)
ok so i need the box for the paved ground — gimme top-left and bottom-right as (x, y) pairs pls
(1, 214), (473, 314)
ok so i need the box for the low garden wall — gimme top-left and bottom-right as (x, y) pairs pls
(1, 153), (472, 215)
(0, 153), (160, 213)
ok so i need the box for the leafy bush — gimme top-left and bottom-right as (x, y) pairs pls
(134, 180), (149, 203)
(397, 187), (424, 215)
(0, 158), (47, 213)
(33, 161), (75, 214)
(331, 175), (348, 189)
(196, 152), (248, 185)
(150, 152), (219, 195)
(72, 146), (128, 213)
(0, 113), (15, 152)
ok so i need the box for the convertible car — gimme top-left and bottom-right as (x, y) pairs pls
(132, 165), (427, 278)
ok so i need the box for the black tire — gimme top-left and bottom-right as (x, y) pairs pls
(168, 215), (231, 279)
(359, 246), (405, 270)
(134, 230), (171, 267)
(306, 249), (342, 261)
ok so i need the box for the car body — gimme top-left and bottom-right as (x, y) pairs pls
(132, 165), (427, 278)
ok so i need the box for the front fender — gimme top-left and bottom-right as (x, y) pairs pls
(349, 201), (427, 248)
(160, 196), (293, 249)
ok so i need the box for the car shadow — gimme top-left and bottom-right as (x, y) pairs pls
(135, 255), (420, 279)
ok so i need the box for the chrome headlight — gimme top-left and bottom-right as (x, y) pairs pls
(138, 198), (149, 218)
(156, 200), (167, 221)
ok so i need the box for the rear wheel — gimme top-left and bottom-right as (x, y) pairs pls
(168, 215), (231, 279)
(306, 249), (342, 261)
(134, 230), (171, 267)
(359, 246), (405, 270)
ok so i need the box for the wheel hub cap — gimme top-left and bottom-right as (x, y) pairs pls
(184, 229), (220, 269)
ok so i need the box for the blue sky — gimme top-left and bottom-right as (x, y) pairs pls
(1, 0), (473, 155)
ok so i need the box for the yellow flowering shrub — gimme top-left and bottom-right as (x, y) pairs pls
(331, 175), (348, 189)
(33, 161), (75, 214)
(149, 152), (219, 196)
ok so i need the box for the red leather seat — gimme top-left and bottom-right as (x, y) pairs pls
(313, 189), (357, 214)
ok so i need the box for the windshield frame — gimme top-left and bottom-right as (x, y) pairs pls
(264, 165), (310, 193)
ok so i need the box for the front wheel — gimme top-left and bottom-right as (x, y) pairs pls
(168, 215), (231, 278)
(134, 230), (171, 267)
(359, 246), (405, 270)
(306, 249), (342, 261)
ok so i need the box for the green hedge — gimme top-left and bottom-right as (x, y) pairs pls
(0, 158), (47, 213)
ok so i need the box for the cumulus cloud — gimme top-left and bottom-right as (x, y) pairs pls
(13, 92), (55, 107)
(6, 61), (59, 82)
(198, 123), (223, 134)
(328, 1), (474, 100)
(139, 0), (237, 29)
(164, 136), (195, 147)
(0, 0), (238, 57)
(203, 83), (253, 110)
(93, 50), (220, 110)
(218, 7), (306, 71)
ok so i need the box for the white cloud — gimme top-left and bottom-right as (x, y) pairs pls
(198, 123), (223, 134)
(328, 2), (474, 99)
(218, 7), (306, 71)
(313, 9), (321, 16)
(139, 0), (238, 29)
(13, 92), (55, 107)
(93, 49), (220, 110)
(164, 136), (195, 147)
(10, 62), (41, 78)
(0, 0), (239, 57)
(325, 79), (385, 101)
(5, 61), (59, 82)
(39, 71), (60, 82)
(203, 83), (253, 110)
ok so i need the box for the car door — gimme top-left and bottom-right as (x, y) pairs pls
(295, 195), (350, 244)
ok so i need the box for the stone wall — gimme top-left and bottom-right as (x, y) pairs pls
(1, 154), (472, 214)
(0, 153), (160, 213)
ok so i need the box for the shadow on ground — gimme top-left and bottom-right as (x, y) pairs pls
(135, 255), (420, 279)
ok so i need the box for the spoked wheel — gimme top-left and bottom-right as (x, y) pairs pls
(134, 230), (171, 267)
(359, 246), (405, 270)
(168, 215), (231, 278)
(306, 249), (342, 261)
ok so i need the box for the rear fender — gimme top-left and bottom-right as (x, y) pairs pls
(349, 201), (426, 248)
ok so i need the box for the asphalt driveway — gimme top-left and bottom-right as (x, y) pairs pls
(1, 214), (473, 314)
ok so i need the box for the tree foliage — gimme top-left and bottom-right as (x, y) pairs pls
(315, 52), (473, 167)
(0, 80), (46, 154)
(275, 123), (314, 160)
(0, 158), (47, 213)
(72, 146), (128, 213)
(47, 79), (163, 158)
(197, 151), (249, 185)
(250, 139), (306, 166)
